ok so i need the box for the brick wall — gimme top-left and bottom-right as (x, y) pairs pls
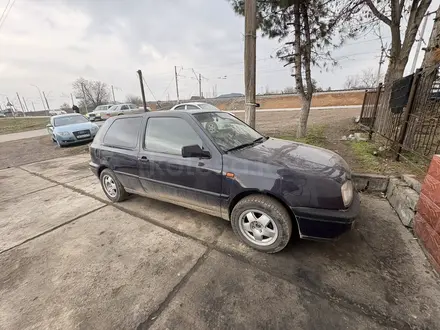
(414, 155), (440, 273)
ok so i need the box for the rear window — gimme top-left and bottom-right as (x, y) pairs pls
(103, 117), (142, 149)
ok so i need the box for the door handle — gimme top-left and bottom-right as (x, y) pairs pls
(138, 156), (149, 162)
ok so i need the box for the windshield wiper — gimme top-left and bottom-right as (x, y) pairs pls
(225, 137), (265, 153)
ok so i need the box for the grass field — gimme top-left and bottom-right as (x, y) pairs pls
(0, 117), (49, 135)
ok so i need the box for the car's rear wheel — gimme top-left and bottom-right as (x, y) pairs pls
(100, 169), (128, 202)
(231, 195), (292, 253)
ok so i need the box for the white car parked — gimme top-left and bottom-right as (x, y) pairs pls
(100, 103), (146, 120)
(170, 102), (236, 134)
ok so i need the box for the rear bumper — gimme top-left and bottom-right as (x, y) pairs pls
(291, 193), (360, 240)
(89, 161), (100, 177)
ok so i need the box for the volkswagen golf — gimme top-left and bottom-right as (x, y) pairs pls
(89, 109), (360, 253)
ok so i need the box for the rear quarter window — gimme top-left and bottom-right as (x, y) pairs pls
(103, 117), (142, 149)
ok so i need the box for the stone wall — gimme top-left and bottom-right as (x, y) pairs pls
(386, 175), (421, 228)
(414, 155), (440, 273)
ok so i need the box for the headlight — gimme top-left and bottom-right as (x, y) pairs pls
(91, 125), (98, 132)
(341, 180), (354, 207)
(58, 131), (70, 136)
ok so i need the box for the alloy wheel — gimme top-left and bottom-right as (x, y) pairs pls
(102, 174), (117, 198)
(238, 209), (279, 246)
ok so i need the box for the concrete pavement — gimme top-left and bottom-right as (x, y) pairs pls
(0, 129), (48, 143)
(1, 154), (440, 329)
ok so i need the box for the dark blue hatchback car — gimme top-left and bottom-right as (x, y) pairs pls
(89, 109), (360, 253)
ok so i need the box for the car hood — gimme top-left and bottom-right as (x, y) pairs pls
(231, 138), (351, 180)
(53, 122), (96, 133)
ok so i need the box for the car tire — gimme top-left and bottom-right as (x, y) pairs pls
(55, 138), (64, 148)
(231, 195), (292, 253)
(100, 169), (128, 202)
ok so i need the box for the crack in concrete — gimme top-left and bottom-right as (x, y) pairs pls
(13, 166), (428, 329)
(0, 204), (107, 255)
(136, 248), (212, 330)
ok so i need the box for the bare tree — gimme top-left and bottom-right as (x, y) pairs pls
(59, 102), (71, 111)
(72, 77), (110, 110)
(283, 86), (295, 94)
(344, 68), (382, 89)
(126, 94), (143, 105)
(345, 0), (432, 88)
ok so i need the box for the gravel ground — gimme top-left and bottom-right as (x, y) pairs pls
(0, 108), (360, 170)
(0, 135), (89, 169)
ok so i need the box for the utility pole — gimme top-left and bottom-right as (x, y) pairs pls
(111, 85), (116, 103)
(137, 69), (148, 112)
(6, 97), (15, 118)
(42, 91), (50, 110)
(174, 66), (180, 104)
(244, 0), (257, 128)
(422, 7), (440, 67)
(80, 83), (88, 113)
(31, 84), (46, 110)
(376, 46), (386, 85)
(16, 92), (25, 115)
(411, 11), (436, 73)
(70, 93), (75, 106)
(22, 97), (29, 112)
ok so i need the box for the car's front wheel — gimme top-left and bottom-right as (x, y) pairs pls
(100, 169), (128, 202)
(231, 195), (293, 253)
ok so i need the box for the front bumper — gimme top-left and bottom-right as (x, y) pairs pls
(291, 192), (360, 240)
(56, 133), (96, 146)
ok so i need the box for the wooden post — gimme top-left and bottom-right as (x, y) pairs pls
(359, 89), (368, 124)
(369, 83), (383, 140)
(244, 0), (256, 128)
(395, 69), (422, 160)
(137, 69), (148, 112)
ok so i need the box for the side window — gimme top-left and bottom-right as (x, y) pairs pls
(129, 105), (137, 109)
(145, 117), (203, 155)
(121, 105), (129, 110)
(174, 105), (186, 110)
(186, 105), (199, 110)
(103, 117), (142, 149)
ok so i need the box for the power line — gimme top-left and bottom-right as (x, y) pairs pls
(0, 0), (12, 25)
(142, 76), (159, 102)
(0, 0), (16, 33)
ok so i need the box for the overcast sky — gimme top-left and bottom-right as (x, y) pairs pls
(0, 0), (439, 110)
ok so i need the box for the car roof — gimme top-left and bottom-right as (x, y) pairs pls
(173, 102), (210, 107)
(105, 109), (221, 122)
(51, 113), (84, 118)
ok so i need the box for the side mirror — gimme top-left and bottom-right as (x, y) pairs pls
(46, 123), (53, 127)
(182, 145), (211, 158)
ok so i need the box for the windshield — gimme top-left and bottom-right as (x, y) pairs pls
(193, 112), (263, 152)
(198, 103), (220, 111)
(95, 105), (109, 111)
(54, 115), (89, 127)
(108, 105), (118, 111)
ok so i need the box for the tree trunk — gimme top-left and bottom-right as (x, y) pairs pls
(297, 95), (311, 138)
(422, 6), (440, 67)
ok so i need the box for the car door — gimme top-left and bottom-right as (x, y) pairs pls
(119, 104), (129, 115)
(100, 116), (144, 192)
(137, 115), (223, 217)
